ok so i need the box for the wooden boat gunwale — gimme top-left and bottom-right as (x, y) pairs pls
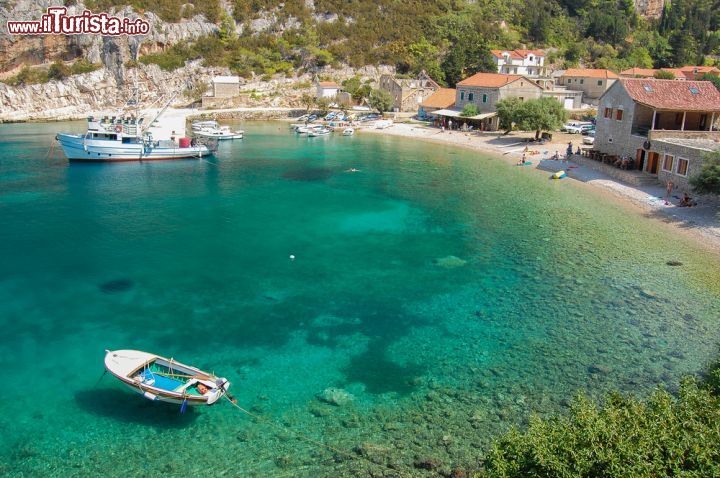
(104, 350), (229, 405)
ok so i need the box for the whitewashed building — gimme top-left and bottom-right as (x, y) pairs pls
(491, 50), (546, 77)
(316, 81), (340, 99)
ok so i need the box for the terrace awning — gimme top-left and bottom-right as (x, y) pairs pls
(433, 109), (497, 120)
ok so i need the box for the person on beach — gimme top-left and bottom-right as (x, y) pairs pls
(665, 179), (674, 204)
(552, 150), (560, 160)
(566, 142), (573, 158)
(679, 193), (697, 207)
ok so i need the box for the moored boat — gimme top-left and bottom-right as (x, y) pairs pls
(104, 349), (231, 406)
(342, 127), (355, 136)
(308, 127), (332, 137)
(194, 126), (244, 140)
(56, 117), (214, 161)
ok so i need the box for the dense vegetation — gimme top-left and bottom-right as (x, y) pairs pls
(4, 60), (101, 86)
(690, 151), (720, 195)
(481, 357), (720, 477)
(86, 0), (720, 86)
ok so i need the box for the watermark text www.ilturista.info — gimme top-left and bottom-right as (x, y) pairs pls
(6, 7), (150, 36)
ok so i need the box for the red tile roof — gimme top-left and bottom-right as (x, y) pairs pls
(421, 88), (457, 108)
(620, 68), (657, 77)
(621, 78), (720, 111)
(563, 68), (619, 79)
(490, 49), (545, 59)
(318, 81), (338, 87)
(457, 72), (536, 88)
(678, 66), (720, 80)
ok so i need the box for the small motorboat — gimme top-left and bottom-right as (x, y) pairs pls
(104, 349), (231, 406)
(342, 127), (354, 136)
(194, 126), (244, 140)
(308, 127), (332, 137)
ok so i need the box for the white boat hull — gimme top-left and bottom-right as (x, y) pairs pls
(195, 131), (243, 140)
(57, 133), (212, 161)
(104, 350), (230, 406)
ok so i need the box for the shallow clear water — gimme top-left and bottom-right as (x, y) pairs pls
(1, 121), (719, 477)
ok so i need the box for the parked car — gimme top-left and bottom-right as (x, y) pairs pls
(581, 127), (595, 136)
(561, 121), (592, 132)
(583, 131), (595, 145)
(566, 124), (594, 134)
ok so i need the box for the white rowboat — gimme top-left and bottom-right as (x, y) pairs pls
(104, 349), (231, 406)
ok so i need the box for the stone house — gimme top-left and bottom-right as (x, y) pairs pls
(594, 78), (720, 188)
(212, 76), (240, 98)
(418, 88), (456, 118)
(202, 75), (240, 107)
(557, 69), (619, 102)
(316, 81), (340, 100)
(378, 71), (439, 112)
(435, 72), (544, 130)
(490, 50), (546, 77)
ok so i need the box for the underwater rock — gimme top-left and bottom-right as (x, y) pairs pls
(99, 278), (134, 294)
(588, 364), (611, 375)
(451, 467), (469, 478)
(666, 260), (683, 266)
(316, 387), (354, 407)
(414, 456), (441, 470)
(639, 289), (658, 300)
(432, 255), (467, 268)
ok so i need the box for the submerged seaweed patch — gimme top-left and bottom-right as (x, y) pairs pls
(282, 167), (334, 181)
(99, 279), (134, 294)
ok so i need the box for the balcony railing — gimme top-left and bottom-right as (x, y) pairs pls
(631, 127), (720, 141)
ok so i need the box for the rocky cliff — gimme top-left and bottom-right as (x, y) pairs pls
(0, 0), (218, 78)
(0, 61), (216, 121)
(634, 0), (666, 18)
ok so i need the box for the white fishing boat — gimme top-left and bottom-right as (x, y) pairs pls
(57, 94), (214, 161)
(104, 349), (231, 406)
(308, 127), (332, 137)
(342, 127), (355, 136)
(194, 125), (244, 140)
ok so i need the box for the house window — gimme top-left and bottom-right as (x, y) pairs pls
(615, 109), (623, 121)
(676, 157), (689, 176)
(662, 154), (674, 172)
(468, 93), (474, 101)
(604, 107), (613, 118)
(482, 94), (488, 103)
(580, 79), (584, 84)
(597, 80), (603, 86)
(460, 91), (465, 100)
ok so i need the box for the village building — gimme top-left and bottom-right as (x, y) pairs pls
(557, 69), (619, 102)
(201, 75), (240, 107)
(619, 66), (720, 80)
(433, 73), (544, 131)
(541, 87), (583, 110)
(316, 81), (340, 100)
(379, 71), (440, 112)
(491, 50), (547, 77)
(418, 88), (456, 119)
(593, 78), (720, 189)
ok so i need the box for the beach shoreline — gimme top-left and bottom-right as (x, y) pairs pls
(357, 122), (720, 254)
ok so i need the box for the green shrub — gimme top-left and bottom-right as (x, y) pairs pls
(48, 61), (71, 80)
(139, 43), (194, 71)
(689, 151), (720, 195)
(482, 352), (720, 478)
(4, 66), (49, 86)
(461, 103), (479, 117)
(70, 59), (101, 75)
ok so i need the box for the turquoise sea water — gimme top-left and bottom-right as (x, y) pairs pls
(1, 121), (719, 477)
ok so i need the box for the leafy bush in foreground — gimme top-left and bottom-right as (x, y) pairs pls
(482, 377), (720, 477)
(689, 151), (720, 196)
